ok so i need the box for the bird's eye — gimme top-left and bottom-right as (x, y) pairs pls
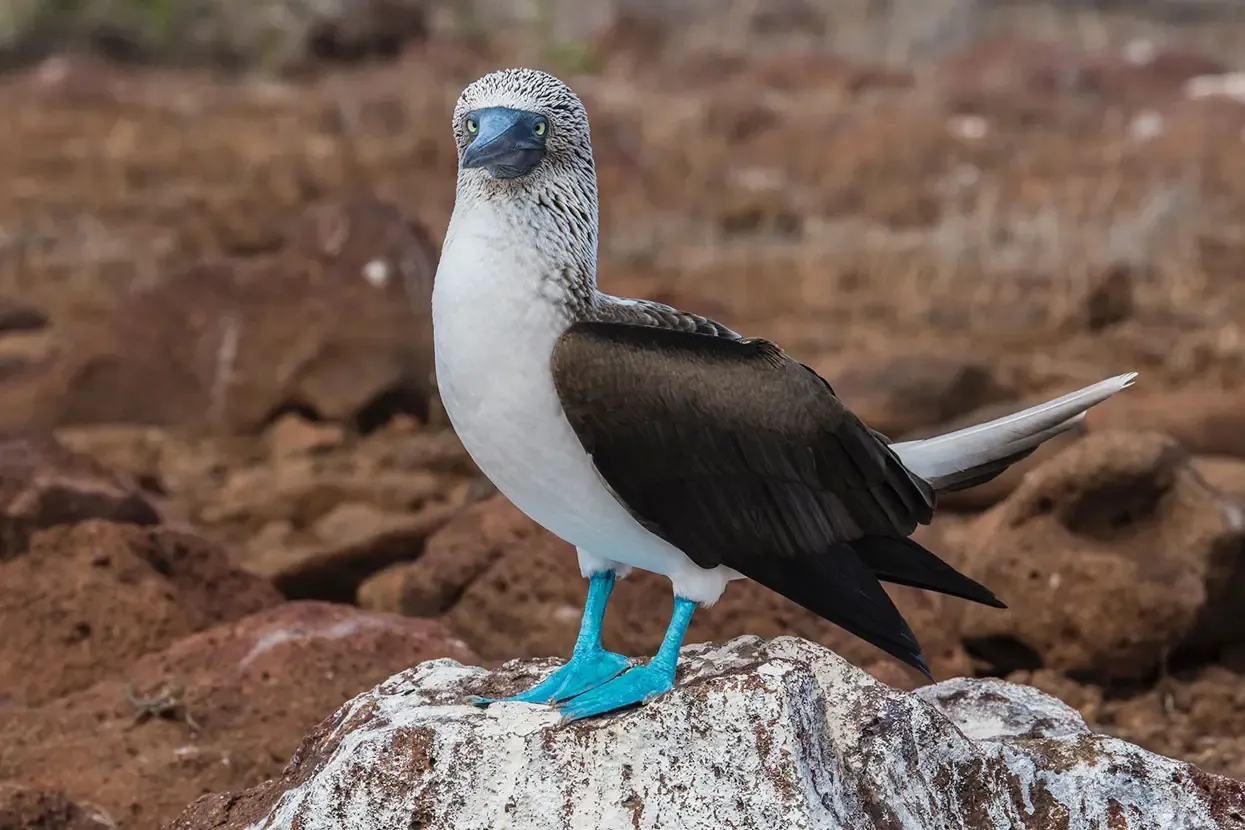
(466, 118), (478, 134)
(534, 120), (547, 137)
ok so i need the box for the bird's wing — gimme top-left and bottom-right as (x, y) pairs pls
(595, 295), (744, 339)
(551, 320), (998, 675)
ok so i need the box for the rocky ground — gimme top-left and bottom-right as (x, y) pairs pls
(0, 1), (1244, 828)
(176, 638), (1245, 829)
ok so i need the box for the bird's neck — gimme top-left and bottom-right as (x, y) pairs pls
(441, 173), (600, 317)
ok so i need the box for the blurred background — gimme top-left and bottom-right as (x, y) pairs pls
(0, 1), (1243, 828)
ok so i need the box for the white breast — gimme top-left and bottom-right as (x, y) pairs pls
(431, 207), (737, 603)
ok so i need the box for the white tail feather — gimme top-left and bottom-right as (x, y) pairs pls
(892, 372), (1138, 492)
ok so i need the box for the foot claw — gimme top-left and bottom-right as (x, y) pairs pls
(556, 663), (676, 722)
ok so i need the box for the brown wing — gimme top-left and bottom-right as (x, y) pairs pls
(552, 320), (1003, 676)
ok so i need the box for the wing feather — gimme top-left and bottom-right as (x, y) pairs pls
(552, 319), (1001, 675)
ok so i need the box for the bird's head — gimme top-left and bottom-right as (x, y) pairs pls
(452, 68), (594, 186)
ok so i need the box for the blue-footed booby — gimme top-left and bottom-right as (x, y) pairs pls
(432, 68), (1137, 722)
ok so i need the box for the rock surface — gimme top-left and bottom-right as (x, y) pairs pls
(1195, 455), (1245, 500)
(958, 431), (1245, 682)
(52, 417), (481, 602)
(1086, 387), (1245, 458)
(20, 198), (438, 435)
(0, 602), (477, 830)
(168, 636), (1245, 830)
(812, 349), (1017, 440)
(244, 500), (459, 602)
(0, 0), (430, 72)
(1010, 664), (1245, 783)
(0, 520), (281, 706)
(0, 783), (115, 830)
(0, 431), (161, 560)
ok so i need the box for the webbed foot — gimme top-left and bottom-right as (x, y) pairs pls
(556, 662), (676, 721)
(469, 648), (631, 706)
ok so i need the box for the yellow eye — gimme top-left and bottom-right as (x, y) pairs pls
(466, 118), (478, 134)
(534, 120), (547, 137)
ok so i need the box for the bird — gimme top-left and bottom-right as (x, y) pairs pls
(431, 67), (1137, 723)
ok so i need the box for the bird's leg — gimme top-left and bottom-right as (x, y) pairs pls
(469, 569), (630, 707)
(557, 595), (697, 722)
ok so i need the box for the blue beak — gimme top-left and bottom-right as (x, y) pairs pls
(461, 107), (547, 179)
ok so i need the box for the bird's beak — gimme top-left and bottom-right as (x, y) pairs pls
(461, 108), (546, 179)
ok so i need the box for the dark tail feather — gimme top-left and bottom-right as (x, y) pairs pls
(852, 535), (1007, 609)
(747, 543), (932, 679)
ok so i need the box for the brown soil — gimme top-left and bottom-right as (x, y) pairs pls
(0, 520), (281, 706)
(0, 5), (1243, 828)
(0, 601), (475, 828)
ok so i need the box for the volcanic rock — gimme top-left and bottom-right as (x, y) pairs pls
(0, 602), (476, 830)
(0, 431), (160, 561)
(0, 520), (280, 706)
(21, 198), (437, 435)
(167, 636), (1245, 830)
(958, 430), (1245, 682)
(1086, 386), (1245, 457)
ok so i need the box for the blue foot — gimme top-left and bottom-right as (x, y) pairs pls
(556, 662), (676, 721)
(557, 594), (698, 722)
(468, 648), (631, 706)
(468, 569), (630, 708)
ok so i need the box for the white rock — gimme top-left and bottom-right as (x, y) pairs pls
(227, 637), (1241, 830)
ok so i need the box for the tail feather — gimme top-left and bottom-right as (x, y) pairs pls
(852, 536), (1007, 609)
(891, 372), (1137, 492)
(931, 447), (1038, 493)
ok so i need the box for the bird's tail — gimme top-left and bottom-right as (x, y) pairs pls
(890, 372), (1138, 493)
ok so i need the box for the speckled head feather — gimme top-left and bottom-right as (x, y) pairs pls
(452, 68), (595, 188)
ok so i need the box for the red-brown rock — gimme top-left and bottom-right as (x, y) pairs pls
(958, 431), (1245, 682)
(0, 521), (280, 706)
(196, 425), (474, 539)
(264, 412), (345, 458)
(1194, 455), (1245, 500)
(0, 432), (161, 560)
(53, 419), (480, 605)
(939, 38), (1226, 118)
(749, 52), (913, 95)
(0, 601), (475, 830)
(1085, 387), (1245, 457)
(1086, 43), (1228, 108)
(0, 783), (114, 830)
(814, 350), (1016, 439)
(356, 496), (543, 618)
(363, 496), (974, 681)
(20, 198), (437, 435)
(245, 500), (461, 602)
(1081, 262), (1137, 331)
(0, 298), (48, 333)
(936, 36), (1090, 122)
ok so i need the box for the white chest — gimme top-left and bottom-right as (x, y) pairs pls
(432, 261), (569, 478)
(431, 215), (638, 558)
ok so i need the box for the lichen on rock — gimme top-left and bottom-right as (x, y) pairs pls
(169, 636), (1245, 830)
